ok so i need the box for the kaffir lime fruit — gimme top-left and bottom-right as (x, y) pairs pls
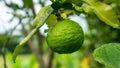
(46, 19), (84, 53)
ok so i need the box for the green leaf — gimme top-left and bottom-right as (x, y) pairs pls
(12, 28), (37, 63)
(104, 0), (115, 3)
(104, 0), (120, 4)
(13, 5), (54, 63)
(93, 43), (120, 68)
(72, 4), (83, 12)
(66, 0), (82, 6)
(51, 1), (62, 10)
(33, 6), (54, 28)
(82, 4), (92, 14)
(22, 0), (33, 8)
(46, 14), (57, 28)
(56, 0), (66, 4)
(60, 9), (73, 18)
(85, 0), (120, 29)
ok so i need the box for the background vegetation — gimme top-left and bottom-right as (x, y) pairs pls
(0, 0), (120, 68)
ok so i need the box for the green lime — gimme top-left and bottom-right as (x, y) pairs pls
(46, 19), (84, 53)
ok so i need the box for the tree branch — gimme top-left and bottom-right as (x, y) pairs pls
(30, 0), (46, 68)
(31, 1), (55, 68)
(47, 49), (54, 68)
(1, 21), (20, 68)
(19, 17), (46, 68)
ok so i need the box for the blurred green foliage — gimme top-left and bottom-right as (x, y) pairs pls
(0, 0), (120, 68)
(0, 34), (31, 54)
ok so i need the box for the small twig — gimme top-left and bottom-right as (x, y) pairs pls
(1, 22), (20, 68)
(2, 40), (8, 68)
(39, 0), (45, 7)
(27, 40), (46, 68)
(47, 49), (54, 68)
(2, 0), (9, 6)
(31, 0), (36, 18)
(1, 1), (20, 67)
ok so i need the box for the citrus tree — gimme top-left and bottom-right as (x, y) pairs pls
(1, 0), (120, 68)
